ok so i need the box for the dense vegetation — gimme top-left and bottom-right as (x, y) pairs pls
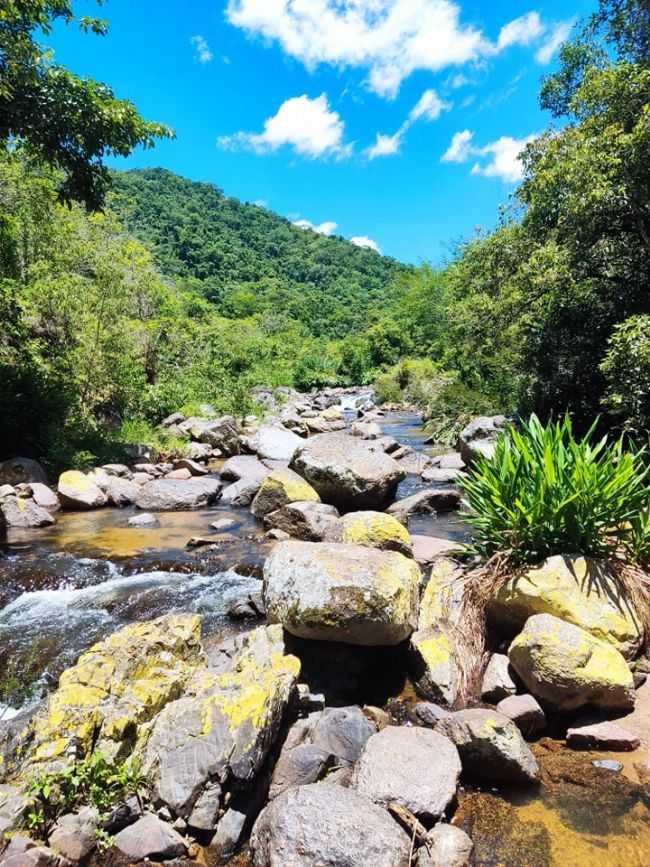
(0, 0), (648, 473)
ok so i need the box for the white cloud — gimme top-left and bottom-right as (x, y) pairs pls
(254, 199), (268, 208)
(218, 94), (351, 159)
(535, 19), (575, 64)
(448, 72), (470, 89)
(351, 236), (381, 253)
(442, 130), (535, 182)
(226, 0), (545, 98)
(293, 219), (338, 236)
(497, 12), (544, 50)
(190, 34), (213, 64)
(441, 129), (474, 163)
(366, 87), (450, 160)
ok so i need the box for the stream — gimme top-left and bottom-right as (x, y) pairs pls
(1, 410), (649, 865)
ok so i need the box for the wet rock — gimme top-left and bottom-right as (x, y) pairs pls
(566, 721), (640, 751)
(251, 469), (320, 519)
(410, 535), (459, 566)
(496, 694), (546, 737)
(211, 517), (238, 532)
(174, 458), (209, 476)
(489, 555), (643, 659)
(291, 432), (404, 511)
(418, 824), (473, 867)
(30, 483), (60, 513)
(250, 783), (411, 867)
(336, 510), (412, 557)
(0, 457), (48, 486)
(508, 613), (635, 712)
(57, 470), (108, 510)
(269, 744), (334, 800)
(457, 416), (507, 466)
(264, 501), (339, 541)
(388, 488), (461, 524)
(134, 477), (222, 511)
(21, 614), (203, 769)
(113, 813), (187, 861)
(228, 592), (265, 621)
(435, 708), (540, 785)
(309, 706), (376, 762)
(264, 541), (420, 646)
(250, 424), (304, 462)
(0, 495), (55, 528)
(413, 702), (452, 726)
(481, 653), (518, 704)
(410, 626), (461, 707)
(127, 511), (159, 527)
(49, 806), (98, 862)
(354, 726), (461, 822)
(593, 759), (623, 772)
(142, 625), (299, 820)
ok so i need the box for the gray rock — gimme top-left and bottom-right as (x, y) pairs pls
(496, 694), (546, 738)
(0, 495), (55, 528)
(208, 805), (248, 862)
(430, 452), (465, 470)
(396, 452), (433, 475)
(410, 626), (461, 707)
(49, 806), (98, 862)
(566, 721), (640, 751)
(269, 744), (333, 800)
(351, 421), (382, 439)
(250, 783), (411, 867)
(418, 824), (473, 867)
(309, 706), (376, 763)
(162, 412), (185, 427)
(58, 470), (108, 510)
(211, 518), (238, 532)
(251, 424), (304, 462)
(263, 501), (340, 541)
(481, 653), (518, 704)
(101, 463), (131, 477)
(196, 416), (240, 455)
(113, 813), (187, 861)
(0, 457), (48, 486)
(174, 458), (209, 476)
(134, 477), (222, 511)
(221, 455), (269, 482)
(414, 702), (452, 726)
(127, 512), (159, 527)
(410, 535), (459, 565)
(105, 476), (140, 507)
(457, 416), (507, 466)
(221, 476), (266, 506)
(436, 709), (539, 785)
(354, 726), (461, 822)
(422, 467), (462, 484)
(263, 541), (420, 646)
(291, 432), (405, 511)
(388, 488), (461, 524)
(30, 483), (60, 513)
(187, 781), (222, 831)
(185, 442), (213, 462)
(0, 841), (64, 866)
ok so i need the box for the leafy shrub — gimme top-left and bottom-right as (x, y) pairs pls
(423, 377), (502, 446)
(460, 414), (650, 565)
(374, 358), (444, 405)
(600, 314), (650, 435)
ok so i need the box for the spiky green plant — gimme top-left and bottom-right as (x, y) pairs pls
(459, 414), (650, 565)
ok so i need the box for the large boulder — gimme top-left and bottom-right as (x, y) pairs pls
(0, 495), (55, 528)
(195, 415), (240, 455)
(20, 615), (203, 770)
(264, 501), (340, 541)
(435, 708), (539, 785)
(57, 470), (108, 510)
(264, 541), (420, 646)
(336, 510), (412, 557)
(142, 625), (300, 823)
(457, 415), (507, 466)
(221, 455), (269, 482)
(489, 555), (643, 659)
(508, 613), (635, 712)
(387, 488), (461, 524)
(250, 784), (411, 867)
(30, 483), (60, 513)
(354, 726), (461, 822)
(134, 477), (222, 511)
(291, 432), (404, 511)
(250, 424), (304, 462)
(251, 469), (320, 519)
(113, 813), (187, 861)
(0, 457), (48, 486)
(419, 559), (464, 629)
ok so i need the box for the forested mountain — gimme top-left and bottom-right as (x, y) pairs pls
(109, 169), (410, 338)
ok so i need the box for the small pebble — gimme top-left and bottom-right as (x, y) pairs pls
(592, 759), (623, 772)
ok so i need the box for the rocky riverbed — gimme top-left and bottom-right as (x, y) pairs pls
(1, 388), (649, 866)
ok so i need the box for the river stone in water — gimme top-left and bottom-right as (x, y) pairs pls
(134, 477), (222, 511)
(354, 726), (461, 822)
(263, 501), (340, 541)
(0, 495), (55, 528)
(336, 510), (412, 557)
(142, 625), (300, 821)
(508, 613), (636, 712)
(435, 709), (539, 785)
(250, 783), (411, 867)
(264, 541), (420, 646)
(20, 614), (203, 770)
(387, 488), (461, 524)
(251, 469), (320, 519)
(489, 555), (642, 659)
(57, 469), (108, 509)
(457, 415), (507, 466)
(290, 432), (405, 511)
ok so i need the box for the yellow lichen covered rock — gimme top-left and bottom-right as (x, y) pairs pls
(508, 613), (635, 712)
(23, 614), (204, 769)
(338, 511), (412, 557)
(251, 469), (320, 519)
(142, 625), (300, 822)
(419, 558), (464, 630)
(489, 555), (643, 659)
(58, 469), (108, 510)
(264, 541), (421, 646)
(410, 626), (461, 706)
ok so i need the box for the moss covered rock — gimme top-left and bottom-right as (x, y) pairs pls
(410, 626), (461, 706)
(264, 541), (421, 646)
(419, 558), (464, 629)
(489, 555), (642, 659)
(337, 510), (412, 556)
(508, 613), (635, 712)
(58, 469), (108, 510)
(251, 469), (320, 519)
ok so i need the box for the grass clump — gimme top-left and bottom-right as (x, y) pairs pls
(460, 414), (650, 566)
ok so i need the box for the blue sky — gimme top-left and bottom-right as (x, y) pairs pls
(49, 1), (597, 264)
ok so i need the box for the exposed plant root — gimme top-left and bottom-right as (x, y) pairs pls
(609, 559), (650, 654)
